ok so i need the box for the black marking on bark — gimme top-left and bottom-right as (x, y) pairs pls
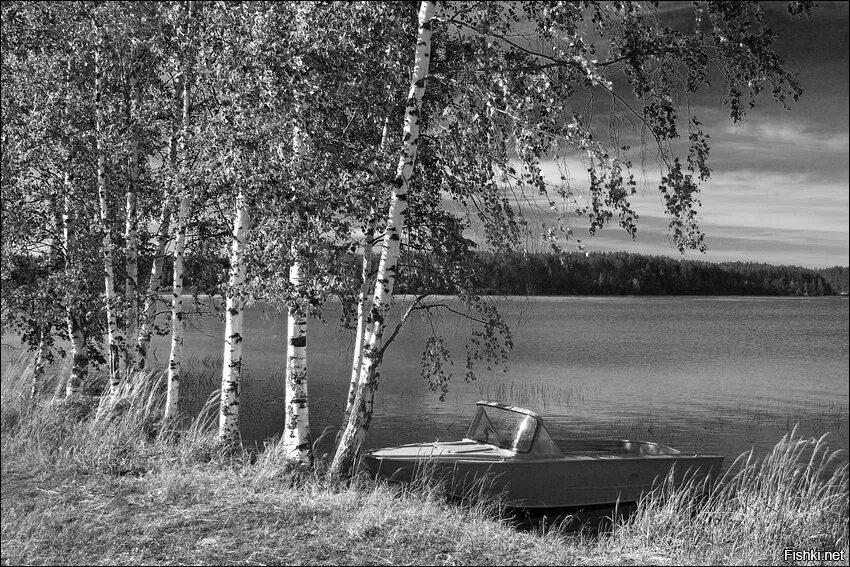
(290, 336), (306, 347)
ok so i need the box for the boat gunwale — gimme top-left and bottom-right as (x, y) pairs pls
(365, 452), (725, 464)
(365, 437), (724, 461)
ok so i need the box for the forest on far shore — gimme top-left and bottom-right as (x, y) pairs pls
(97, 250), (850, 298)
(403, 251), (850, 297)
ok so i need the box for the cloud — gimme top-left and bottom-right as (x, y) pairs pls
(722, 120), (849, 153)
(698, 170), (849, 233)
(503, 153), (850, 268)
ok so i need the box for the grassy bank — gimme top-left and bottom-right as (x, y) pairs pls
(1, 362), (847, 565)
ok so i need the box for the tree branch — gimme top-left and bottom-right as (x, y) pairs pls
(376, 293), (429, 361)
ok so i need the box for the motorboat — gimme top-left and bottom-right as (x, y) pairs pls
(363, 400), (724, 511)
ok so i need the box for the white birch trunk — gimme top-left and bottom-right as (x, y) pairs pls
(164, 71), (191, 420)
(218, 189), (251, 444)
(66, 313), (88, 397)
(330, 1), (436, 479)
(95, 37), (125, 395)
(61, 84), (88, 397)
(29, 331), (47, 399)
(344, 229), (375, 417)
(283, 255), (311, 463)
(282, 95), (312, 464)
(124, 73), (140, 371)
(63, 201), (88, 398)
(343, 111), (392, 422)
(164, 192), (189, 419)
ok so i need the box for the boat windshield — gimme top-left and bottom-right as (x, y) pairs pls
(466, 405), (538, 453)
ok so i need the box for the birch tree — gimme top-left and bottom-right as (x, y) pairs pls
(218, 187), (251, 443)
(5, 3), (110, 394)
(201, 2), (282, 444)
(1, 3), (95, 398)
(164, 68), (191, 419)
(134, 178), (172, 370)
(220, 1), (401, 454)
(61, 91), (91, 396)
(123, 56), (141, 372)
(342, 108), (394, 425)
(122, 16), (162, 374)
(91, 17), (127, 395)
(134, 5), (188, 372)
(59, 36), (93, 396)
(329, 0), (438, 480)
(282, 100), (312, 463)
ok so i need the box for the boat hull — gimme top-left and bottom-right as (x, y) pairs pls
(364, 444), (723, 510)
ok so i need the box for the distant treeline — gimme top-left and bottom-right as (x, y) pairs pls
(80, 251), (849, 298)
(398, 251), (850, 296)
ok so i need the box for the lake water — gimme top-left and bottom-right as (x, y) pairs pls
(148, 295), (849, 465)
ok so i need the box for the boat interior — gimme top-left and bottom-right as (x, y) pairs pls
(554, 438), (681, 456)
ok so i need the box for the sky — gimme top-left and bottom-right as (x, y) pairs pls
(531, 2), (849, 269)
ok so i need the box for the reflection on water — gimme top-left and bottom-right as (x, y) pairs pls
(148, 296), (848, 466)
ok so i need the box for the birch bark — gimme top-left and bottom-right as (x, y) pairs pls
(218, 188), (251, 444)
(61, 60), (88, 397)
(124, 69), (140, 371)
(330, 0), (436, 480)
(164, 70), (191, 419)
(94, 30), (125, 395)
(165, 2), (194, 417)
(65, 313), (88, 396)
(164, 191), (189, 418)
(29, 331), (47, 399)
(282, 96), (312, 464)
(63, 187), (88, 397)
(342, 111), (392, 423)
(283, 254), (310, 463)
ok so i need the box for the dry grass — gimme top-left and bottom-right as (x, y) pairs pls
(604, 428), (848, 564)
